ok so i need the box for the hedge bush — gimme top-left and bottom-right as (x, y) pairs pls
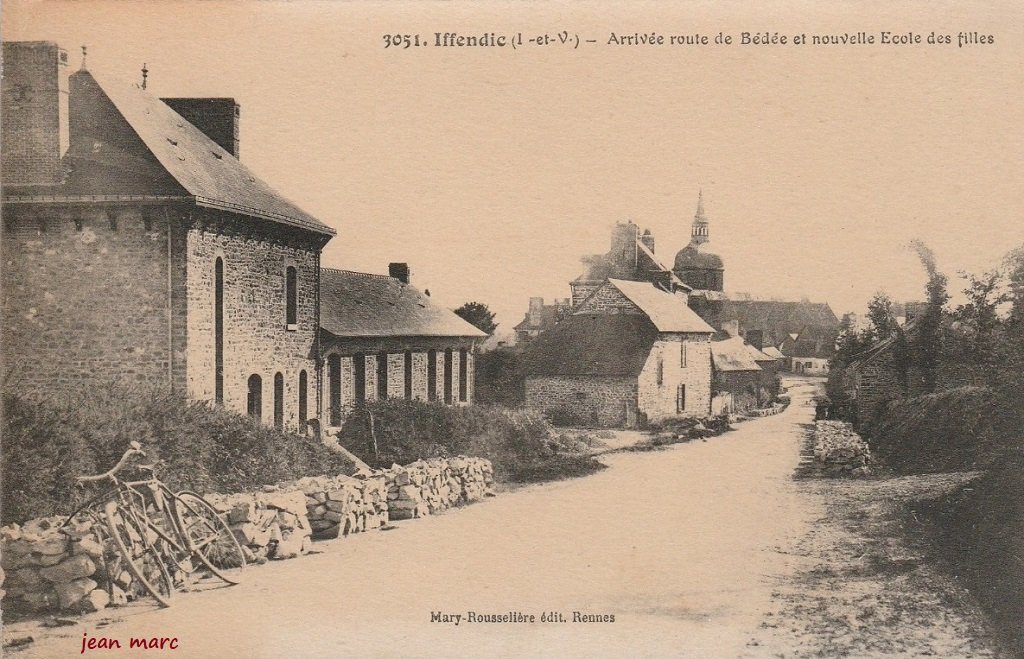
(1, 384), (352, 525)
(336, 399), (604, 482)
(861, 386), (1001, 474)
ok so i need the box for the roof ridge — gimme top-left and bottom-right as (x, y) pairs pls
(321, 267), (396, 281)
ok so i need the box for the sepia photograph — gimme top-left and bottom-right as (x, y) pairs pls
(1, 1), (1022, 657)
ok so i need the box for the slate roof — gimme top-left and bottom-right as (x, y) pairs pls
(719, 300), (840, 345)
(602, 279), (715, 334)
(522, 313), (659, 377)
(745, 342), (778, 363)
(319, 269), (486, 339)
(761, 346), (785, 360)
(15, 69), (334, 237)
(711, 337), (763, 372)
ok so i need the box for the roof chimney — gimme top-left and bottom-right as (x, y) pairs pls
(161, 97), (240, 158)
(721, 319), (740, 338)
(1, 41), (70, 186)
(389, 262), (410, 284)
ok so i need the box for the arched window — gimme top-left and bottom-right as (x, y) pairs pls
(273, 372), (284, 430)
(427, 349), (438, 401)
(328, 355), (342, 425)
(247, 374), (262, 420)
(285, 266), (297, 327)
(443, 349), (453, 404)
(214, 258), (224, 404)
(377, 352), (389, 400)
(404, 350), (413, 400)
(354, 352), (366, 403)
(458, 349), (468, 403)
(298, 370), (308, 426)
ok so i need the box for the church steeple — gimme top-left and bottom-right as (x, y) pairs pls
(690, 189), (709, 245)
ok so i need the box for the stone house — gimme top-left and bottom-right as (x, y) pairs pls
(710, 336), (779, 413)
(512, 296), (571, 345)
(523, 278), (715, 428)
(719, 300), (840, 359)
(783, 325), (838, 375)
(319, 265), (486, 426)
(1, 41), (334, 432)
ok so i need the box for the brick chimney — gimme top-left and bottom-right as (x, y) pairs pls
(389, 262), (410, 284)
(161, 97), (240, 158)
(1, 41), (70, 186)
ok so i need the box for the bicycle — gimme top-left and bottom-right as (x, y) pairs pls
(61, 442), (246, 607)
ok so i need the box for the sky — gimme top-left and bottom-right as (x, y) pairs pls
(5, 1), (1023, 333)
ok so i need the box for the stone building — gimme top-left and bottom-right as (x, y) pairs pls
(319, 265), (486, 426)
(710, 335), (779, 413)
(523, 278), (714, 428)
(569, 221), (691, 308)
(1, 41), (334, 431)
(719, 299), (840, 357)
(513, 297), (570, 345)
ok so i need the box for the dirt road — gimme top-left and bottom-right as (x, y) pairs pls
(5, 379), (999, 658)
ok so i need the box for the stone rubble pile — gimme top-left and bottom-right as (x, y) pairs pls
(281, 473), (389, 539)
(813, 420), (871, 477)
(0, 455), (495, 615)
(383, 457), (494, 520)
(204, 489), (313, 562)
(1, 517), (116, 613)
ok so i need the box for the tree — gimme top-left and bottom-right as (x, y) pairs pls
(909, 240), (950, 393)
(952, 268), (1008, 367)
(454, 302), (497, 335)
(866, 291), (899, 341)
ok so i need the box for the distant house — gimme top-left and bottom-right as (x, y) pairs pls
(783, 325), (838, 375)
(719, 299), (840, 355)
(513, 297), (571, 345)
(523, 278), (715, 428)
(318, 264), (487, 426)
(710, 336), (778, 413)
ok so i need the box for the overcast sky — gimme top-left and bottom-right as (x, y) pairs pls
(5, 1), (1023, 331)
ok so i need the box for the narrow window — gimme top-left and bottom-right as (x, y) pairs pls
(377, 352), (389, 400)
(404, 351), (413, 400)
(427, 349), (438, 401)
(214, 258), (224, 404)
(656, 353), (664, 386)
(443, 349), (453, 404)
(285, 266), (297, 327)
(676, 384), (686, 413)
(298, 370), (308, 426)
(458, 349), (468, 403)
(329, 355), (342, 424)
(273, 372), (284, 430)
(247, 374), (262, 420)
(354, 352), (366, 403)
(680, 341), (687, 368)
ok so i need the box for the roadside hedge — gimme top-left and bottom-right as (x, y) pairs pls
(1, 385), (352, 525)
(336, 399), (604, 482)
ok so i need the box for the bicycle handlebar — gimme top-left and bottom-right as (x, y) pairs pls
(76, 442), (147, 484)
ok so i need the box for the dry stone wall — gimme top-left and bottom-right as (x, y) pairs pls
(812, 420), (871, 477)
(0, 456), (494, 615)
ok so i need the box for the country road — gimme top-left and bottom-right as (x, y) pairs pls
(4, 378), (999, 658)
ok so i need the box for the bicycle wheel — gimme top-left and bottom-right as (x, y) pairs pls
(103, 500), (174, 607)
(172, 491), (246, 585)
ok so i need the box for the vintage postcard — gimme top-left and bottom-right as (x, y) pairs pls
(1, 1), (1022, 657)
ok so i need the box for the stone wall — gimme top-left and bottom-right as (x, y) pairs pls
(573, 283), (644, 315)
(1, 206), (183, 393)
(185, 210), (322, 433)
(525, 375), (636, 427)
(811, 420), (871, 477)
(0, 456), (494, 615)
(637, 336), (712, 421)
